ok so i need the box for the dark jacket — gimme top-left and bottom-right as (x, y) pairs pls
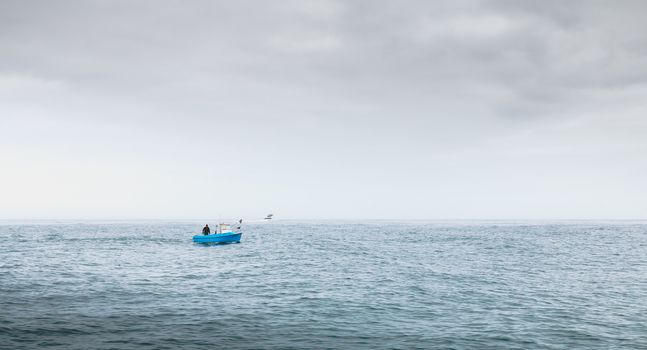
(202, 225), (210, 235)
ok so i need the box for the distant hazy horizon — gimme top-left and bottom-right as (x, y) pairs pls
(2, 1), (646, 220)
(2, 218), (647, 225)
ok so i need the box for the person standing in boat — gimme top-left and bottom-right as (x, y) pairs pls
(202, 224), (210, 235)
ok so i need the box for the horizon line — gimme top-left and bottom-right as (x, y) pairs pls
(1, 218), (646, 222)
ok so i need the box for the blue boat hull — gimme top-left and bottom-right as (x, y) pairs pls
(193, 232), (242, 244)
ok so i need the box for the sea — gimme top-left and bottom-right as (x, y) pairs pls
(1, 221), (646, 349)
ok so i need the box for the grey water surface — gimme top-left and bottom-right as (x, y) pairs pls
(1, 221), (646, 349)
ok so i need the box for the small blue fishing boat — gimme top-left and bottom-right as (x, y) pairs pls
(193, 232), (242, 244)
(193, 223), (242, 244)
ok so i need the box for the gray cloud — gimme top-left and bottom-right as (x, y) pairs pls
(1, 0), (646, 219)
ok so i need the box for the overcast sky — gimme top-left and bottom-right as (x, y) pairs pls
(1, 0), (646, 220)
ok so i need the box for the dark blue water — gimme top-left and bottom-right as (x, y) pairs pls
(1, 221), (646, 349)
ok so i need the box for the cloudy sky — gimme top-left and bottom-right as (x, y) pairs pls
(1, 0), (646, 220)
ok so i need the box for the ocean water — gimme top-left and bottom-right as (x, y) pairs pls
(1, 221), (646, 349)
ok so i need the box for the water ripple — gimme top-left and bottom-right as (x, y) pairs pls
(1, 221), (646, 349)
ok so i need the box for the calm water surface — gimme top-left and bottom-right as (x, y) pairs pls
(1, 221), (646, 349)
